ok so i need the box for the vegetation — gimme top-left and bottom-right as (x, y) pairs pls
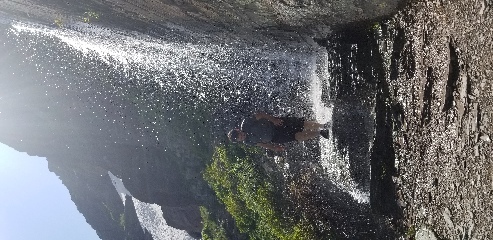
(54, 17), (64, 28)
(119, 213), (126, 230)
(406, 225), (416, 240)
(102, 202), (126, 231)
(203, 144), (317, 240)
(200, 206), (228, 240)
(82, 11), (100, 23)
(370, 22), (381, 32)
(53, 10), (100, 28)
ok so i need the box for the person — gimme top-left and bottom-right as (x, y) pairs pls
(228, 112), (330, 152)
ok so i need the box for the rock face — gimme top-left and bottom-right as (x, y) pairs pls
(0, 0), (406, 239)
(1, 0), (404, 38)
(415, 227), (438, 240)
(379, 1), (493, 239)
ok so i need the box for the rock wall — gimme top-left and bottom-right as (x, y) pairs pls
(1, 0), (405, 38)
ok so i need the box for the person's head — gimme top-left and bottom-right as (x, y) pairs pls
(228, 129), (246, 142)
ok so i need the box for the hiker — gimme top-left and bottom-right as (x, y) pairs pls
(228, 112), (330, 152)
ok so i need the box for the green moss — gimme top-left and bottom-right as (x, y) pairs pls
(370, 22), (381, 32)
(406, 225), (416, 239)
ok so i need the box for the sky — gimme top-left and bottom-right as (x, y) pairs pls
(0, 142), (101, 240)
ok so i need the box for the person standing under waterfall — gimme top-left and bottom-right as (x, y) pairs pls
(228, 112), (330, 152)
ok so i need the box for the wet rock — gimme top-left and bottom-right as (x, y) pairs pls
(467, 221), (475, 237)
(0, 0), (406, 39)
(471, 103), (479, 133)
(397, 199), (407, 207)
(415, 227), (438, 240)
(479, 134), (491, 142)
(443, 208), (455, 231)
(432, 178), (439, 187)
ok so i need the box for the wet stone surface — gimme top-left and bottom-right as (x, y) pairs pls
(378, 0), (493, 239)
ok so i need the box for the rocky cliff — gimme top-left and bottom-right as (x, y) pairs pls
(1, 0), (404, 39)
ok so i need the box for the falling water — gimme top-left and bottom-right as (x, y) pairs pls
(308, 48), (370, 203)
(9, 21), (322, 141)
(6, 19), (373, 236)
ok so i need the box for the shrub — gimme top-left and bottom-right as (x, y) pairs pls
(200, 206), (228, 240)
(204, 144), (316, 240)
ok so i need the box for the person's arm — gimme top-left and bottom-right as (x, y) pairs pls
(254, 112), (283, 126)
(256, 143), (285, 152)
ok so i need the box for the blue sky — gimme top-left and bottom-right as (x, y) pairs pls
(0, 143), (100, 240)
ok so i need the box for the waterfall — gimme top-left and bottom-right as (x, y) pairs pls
(10, 20), (370, 199)
(6, 19), (374, 237)
(9, 21), (319, 136)
(308, 44), (370, 203)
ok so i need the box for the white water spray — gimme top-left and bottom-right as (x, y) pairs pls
(308, 45), (370, 204)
